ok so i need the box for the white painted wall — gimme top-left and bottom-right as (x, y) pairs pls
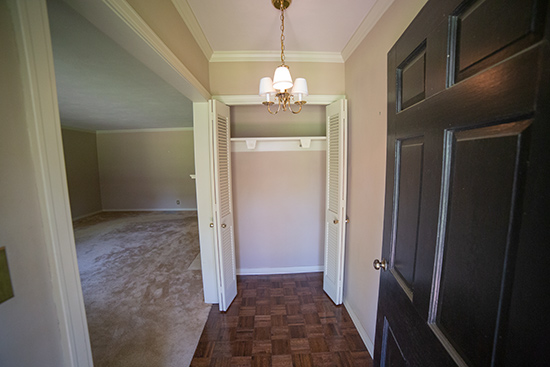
(61, 128), (102, 219)
(210, 61), (345, 96)
(229, 103), (326, 274)
(96, 128), (197, 211)
(343, 0), (428, 354)
(230, 104), (326, 138)
(232, 150), (326, 274)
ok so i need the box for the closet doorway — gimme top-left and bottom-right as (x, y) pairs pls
(204, 99), (348, 309)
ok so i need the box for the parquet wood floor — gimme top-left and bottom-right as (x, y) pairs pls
(190, 272), (373, 367)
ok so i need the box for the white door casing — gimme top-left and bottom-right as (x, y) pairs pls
(10, 1), (94, 365)
(210, 99), (237, 311)
(324, 99), (348, 305)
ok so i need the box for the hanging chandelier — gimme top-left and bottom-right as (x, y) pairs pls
(259, 0), (308, 114)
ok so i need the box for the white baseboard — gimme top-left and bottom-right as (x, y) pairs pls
(72, 210), (102, 221)
(344, 299), (375, 357)
(237, 265), (323, 275)
(102, 208), (198, 212)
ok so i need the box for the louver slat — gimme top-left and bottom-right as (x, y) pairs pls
(328, 115), (340, 213)
(218, 115), (231, 218)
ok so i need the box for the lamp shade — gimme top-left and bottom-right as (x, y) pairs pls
(291, 78), (308, 95)
(272, 66), (293, 91)
(259, 77), (276, 96)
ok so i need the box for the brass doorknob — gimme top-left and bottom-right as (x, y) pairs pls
(345, 218), (350, 223)
(373, 259), (387, 271)
(333, 219), (339, 224)
(209, 223), (214, 228)
(221, 224), (227, 228)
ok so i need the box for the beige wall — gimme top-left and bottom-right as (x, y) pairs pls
(97, 129), (197, 210)
(231, 105), (326, 138)
(343, 0), (428, 349)
(232, 150), (325, 272)
(127, 0), (210, 92)
(61, 128), (102, 219)
(0, 1), (64, 365)
(210, 61), (345, 96)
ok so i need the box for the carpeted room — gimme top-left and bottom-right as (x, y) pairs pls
(60, 127), (206, 367)
(49, 0), (206, 364)
(72, 211), (208, 366)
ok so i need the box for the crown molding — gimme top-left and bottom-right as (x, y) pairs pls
(213, 95), (346, 106)
(96, 127), (194, 134)
(342, 0), (396, 61)
(103, 0), (211, 101)
(170, 0), (213, 60)
(210, 51), (344, 63)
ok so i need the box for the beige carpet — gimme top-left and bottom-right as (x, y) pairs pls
(73, 211), (211, 367)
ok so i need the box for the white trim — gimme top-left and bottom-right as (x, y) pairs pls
(101, 0), (211, 101)
(13, 1), (93, 366)
(103, 208), (198, 212)
(210, 51), (344, 63)
(96, 127), (194, 134)
(193, 102), (219, 304)
(344, 299), (375, 357)
(342, 0), (396, 61)
(213, 94), (346, 106)
(60, 125), (97, 134)
(75, 209), (200, 219)
(171, 0), (213, 60)
(231, 137), (326, 152)
(237, 266), (323, 275)
(72, 210), (103, 221)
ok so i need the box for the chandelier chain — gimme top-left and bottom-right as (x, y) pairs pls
(261, 0), (306, 114)
(280, 0), (285, 65)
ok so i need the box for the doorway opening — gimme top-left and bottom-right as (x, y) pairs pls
(47, 0), (209, 365)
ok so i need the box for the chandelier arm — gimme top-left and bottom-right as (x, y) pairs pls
(267, 102), (279, 115)
(289, 102), (304, 114)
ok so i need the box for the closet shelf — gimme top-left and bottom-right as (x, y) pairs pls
(231, 137), (326, 152)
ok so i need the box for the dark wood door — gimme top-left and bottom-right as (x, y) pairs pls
(374, 0), (550, 366)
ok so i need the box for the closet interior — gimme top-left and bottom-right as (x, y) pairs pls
(230, 104), (328, 274)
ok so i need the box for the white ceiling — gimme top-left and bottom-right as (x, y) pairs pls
(48, 0), (193, 131)
(186, 0), (379, 54)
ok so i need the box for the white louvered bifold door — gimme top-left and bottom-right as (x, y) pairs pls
(323, 99), (348, 305)
(210, 100), (237, 311)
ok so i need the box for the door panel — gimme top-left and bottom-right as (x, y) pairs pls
(431, 120), (532, 366)
(323, 99), (348, 305)
(391, 137), (424, 297)
(450, 0), (547, 82)
(380, 318), (408, 367)
(374, 0), (550, 366)
(210, 100), (237, 312)
(398, 43), (427, 111)
(456, 0), (534, 71)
